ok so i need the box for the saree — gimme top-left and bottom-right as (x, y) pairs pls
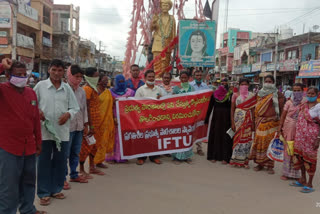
(171, 84), (195, 160)
(94, 89), (115, 165)
(293, 103), (320, 176)
(106, 88), (135, 162)
(250, 94), (279, 168)
(79, 86), (101, 163)
(230, 94), (256, 166)
(281, 100), (301, 178)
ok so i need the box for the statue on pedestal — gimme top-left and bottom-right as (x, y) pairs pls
(151, 0), (176, 77)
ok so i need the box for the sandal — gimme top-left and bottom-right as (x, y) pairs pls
(289, 181), (304, 187)
(51, 192), (66, 200)
(267, 168), (275, 175)
(197, 150), (205, 156)
(185, 159), (193, 164)
(136, 159), (145, 165)
(300, 186), (315, 193)
(280, 176), (288, 180)
(173, 160), (182, 165)
(70, 176), (88, 183)
(80, 173), (93, 179)
(90, 168), (105, 175)
(63, 181), (71, 190)
(36, 211), (48, 214)
(254, 165), (263, 171)
(96, 163), (108, 169)
(151, 159), (162, 165)
(39, 197), (51, 206)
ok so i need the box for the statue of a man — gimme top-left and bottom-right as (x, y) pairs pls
(151, 0), (176, 77)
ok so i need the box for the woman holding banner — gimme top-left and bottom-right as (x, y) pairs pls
(106, 75), (135, 163)
(229, 78), (256, 169)
(171, 71), (195, 164)
(205, 78), (233, 164)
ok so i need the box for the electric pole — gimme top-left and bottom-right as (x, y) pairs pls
(274, 27), (279, 83)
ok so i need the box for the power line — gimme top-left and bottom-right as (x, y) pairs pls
(284, 7), (320, 26)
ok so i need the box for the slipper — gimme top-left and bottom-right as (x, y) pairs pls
(39, 197), (51, 206)
(151, 159), (162, 165)
(185, 159), (193, 164)
(70, 176), (88, 183)
(289, 181), (304, 187)
(96, 163), (108, 169)
(300, 186), (315, 193)
(36, 210), (48, 214)
(136, 159), (145, 165)
(63, 181), (71, 190)
(90, 168), (105, 175)
(173, 160), (182, 165)
(51, 192), (66, 199)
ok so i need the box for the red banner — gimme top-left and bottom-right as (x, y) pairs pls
(116, 90), (213, 159)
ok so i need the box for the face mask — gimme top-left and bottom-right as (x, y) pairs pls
(306, 96), (317, 102)
(84, 75), (99, 92)
(263, 83), (275, 89)
(67, 67), (82, 90)
(292, 92), (304, 105)
(181, 82), (190, 90)
(10, 75), (28, 88)
(239, 85), (249, 98)
(195, 79), (202, 85)
(146, 80), (155, 85)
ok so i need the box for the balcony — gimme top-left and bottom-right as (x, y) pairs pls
(43, 37), (52, 47)
(17, 34), (34, 49)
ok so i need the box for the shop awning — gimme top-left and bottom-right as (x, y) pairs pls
(244, 74), (255, 77)
(296, 76), (320, 79)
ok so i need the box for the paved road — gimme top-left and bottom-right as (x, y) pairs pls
(35, 144), (320, 214)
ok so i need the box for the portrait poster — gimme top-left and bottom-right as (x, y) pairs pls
(179, 20), (216, 67)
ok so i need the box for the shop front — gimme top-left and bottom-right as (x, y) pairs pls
(297, 60), (320, 89)
(278, 59), (299, 86)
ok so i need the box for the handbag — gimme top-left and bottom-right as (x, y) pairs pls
(267, 136), (284, 162)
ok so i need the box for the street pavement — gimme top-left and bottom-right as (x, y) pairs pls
(35, 144), (320, 214)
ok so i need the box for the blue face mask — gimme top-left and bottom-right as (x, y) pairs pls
(306, 96), (317, 102)
(195, 79), (202, 85)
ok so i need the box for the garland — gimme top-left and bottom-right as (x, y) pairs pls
(215, 90), (233, 103)
(159, 13), (174, 48)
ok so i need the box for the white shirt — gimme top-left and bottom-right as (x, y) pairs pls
(69, 85), (88, 132)
(135, 84), (165, 98)
(309, 103), (320, 119)
(190, 80), (210, 91)
(34, 79), (80, 142)
(284, 90), (293, 99)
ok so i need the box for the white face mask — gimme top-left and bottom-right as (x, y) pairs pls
(10, 75), (28, 88)
(146, 80), (155, 85)
(263, 83), (275, 89)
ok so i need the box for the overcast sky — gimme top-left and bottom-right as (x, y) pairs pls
(54, 0), (320, 64)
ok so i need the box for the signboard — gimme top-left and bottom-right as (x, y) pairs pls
(298, 60), (320, 77)
(116, 90), (212, 159)
(266, 63), (279, 71)
(179, 20), (216, 67)
(279, 59), (299, 72)
(252, 63), (261, 72)
(17, 0), (38, 21)
(242, 65), (251, 73)
(0, 2), (11, 28)
(233, 65), (242, 74)
(17, 33), (34, 49)
(0, 31), (8, 47)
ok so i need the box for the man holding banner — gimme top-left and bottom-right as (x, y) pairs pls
(135, 70), (165, 165)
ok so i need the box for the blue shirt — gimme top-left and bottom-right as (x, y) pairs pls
(126, 78), (145, 92)
(190, 80), (210, 91)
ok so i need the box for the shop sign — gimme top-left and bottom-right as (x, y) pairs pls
(266, 63), (279, 71)
(17, 0), (38, 21)
(279, 59), (299, 71)
(252, 63), (261, 72)
(299, 60), (320, 77)
(0, 2), (11, 28)
(241, 65), (251, 73)
(233, 65), (242, 74)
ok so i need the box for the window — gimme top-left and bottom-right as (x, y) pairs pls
(43, 6), (51, 26)
(279, 52), (285, 61)
(288, 51), (292, 59)
(292, 50), (297, 59)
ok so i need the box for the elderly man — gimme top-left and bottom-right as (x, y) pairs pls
(135, 70), (165, 165)
(190, 70), (210, 156)
(126, 64), (144, 92)
(34, 59), (79, 206)
(0, 61), (46, 214)
(159, 72), (174, 95)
